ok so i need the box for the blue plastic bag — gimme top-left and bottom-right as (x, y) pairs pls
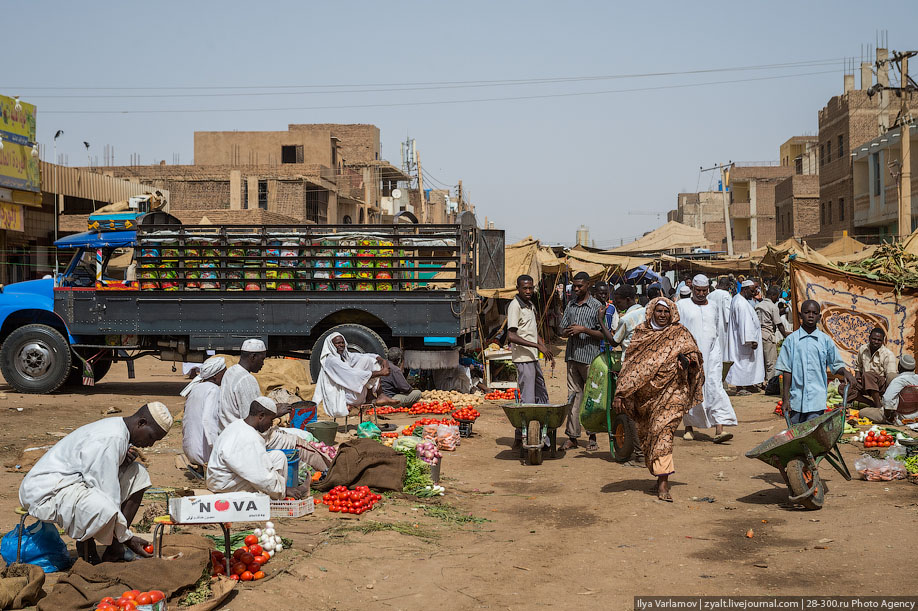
(1, 519), (73, 573)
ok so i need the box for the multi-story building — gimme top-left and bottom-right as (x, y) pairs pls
(95, 124), (409, 225)
(726, 164), (793, 253)
(816, 50), (918, 243)
(775, 137), (820, 242)
(668, 191), (727, 251)
(852, 125), (918, 240)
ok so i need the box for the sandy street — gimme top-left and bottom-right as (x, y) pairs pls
(1, 354), (917, 611)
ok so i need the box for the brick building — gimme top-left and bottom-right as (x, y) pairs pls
(774, 136), (820, 242)
(816, 50), (918, 244)
(668, 191), (727, 251)
(726, 164), (793, 253)
(852, 125), (918, 240)
(95, 124), (408, 225)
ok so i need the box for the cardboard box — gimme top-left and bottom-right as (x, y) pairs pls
(168, 492), (270, 524)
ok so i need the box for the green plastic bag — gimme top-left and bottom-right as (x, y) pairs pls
(357, 421), (382, 439)
(579, 351), (617, 433)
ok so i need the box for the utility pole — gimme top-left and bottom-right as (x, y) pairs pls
(457, 180), (463, 212)
(901, 52), (913, 238)
(416, 151), (426, 223)
(700, 162), (734, 255)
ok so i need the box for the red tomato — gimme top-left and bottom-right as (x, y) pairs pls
(135, 593), (153, 605)
(143, 544), (154, 554)
(239, 552), (255, 565)
(211, 550), (225, 560)
(247, 562), (261, 573)
(232, 548), (246, 560)
(240, 571), (254, 581)
(253, 554), (268, 565)
(229, 574), (240, 581)
(100, 598), (115, 605)
(114, 598), (132, 608)
(212, 564), (226, 575)
(122, 591), (140, 600)
(244, 534), (258, 546)
(148, 591), (165, 603)
(253, 570), (265, 580)
(232, 562), (248, 576)
(248, 544), (263, 556)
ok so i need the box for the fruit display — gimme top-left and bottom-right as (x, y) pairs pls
(210, 522), (283, 581)
(485, 389), (519, 401)
(416, 441), (442, 465)
(452, 407), (480, 421)
(94, 589), (165, 611)
(402, 417), (459, 436)
(317, 486), (381, 514)
(408, 401), (455, 415)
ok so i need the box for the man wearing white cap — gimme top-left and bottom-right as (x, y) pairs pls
(19, 403), (173, 564)
(217, 339), (269, 432)
(678, 275), (737, 443)
(755, 286), (789, 383)
(207, 397), (309, 500)
(725, 280), (765, 394)
(181, 356), (227, 469)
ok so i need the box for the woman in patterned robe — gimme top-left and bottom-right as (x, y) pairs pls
(616, 297), (704, 501)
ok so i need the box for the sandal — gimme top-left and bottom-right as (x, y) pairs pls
(658, 490), (674, 502)
(713, 432), (734, 444)
(586, 436), (598, 451)
(560, 439), (578, 451)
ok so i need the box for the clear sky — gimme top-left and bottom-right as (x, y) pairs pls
(6, 1), (917, 246)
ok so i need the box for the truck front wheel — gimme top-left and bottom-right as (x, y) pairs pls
(0, 324), (72, 394)
(310, 324), (388, 383)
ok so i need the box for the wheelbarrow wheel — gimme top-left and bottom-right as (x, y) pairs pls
(526, 420), (544, 465)
(786, 458), (825, 510)
(610, 413), (638, 463)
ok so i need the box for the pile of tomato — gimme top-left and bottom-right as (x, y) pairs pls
(864, 430), (896, 448)
(369, 406), (410, 415)
(317, 485), (382, 514)
(485, 389), (519, 401)
(402, 417), (460, 435)
(211, 535), (270, 581)
(452, 407), (481, 421)
(94, 590), (165, 611)
(408, 401), (454, 415)
(381, 431), (399, 439)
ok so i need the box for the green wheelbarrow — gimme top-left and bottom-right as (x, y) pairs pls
(501, 402), (568, 465)
(745, 395), (852, 510)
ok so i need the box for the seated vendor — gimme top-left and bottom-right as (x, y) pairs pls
(851, 327), (898, 408)
(871, 355), (918, 424)
(206, 397), (309, 499)
(311, 332), (395, 418)
(378, 347), (422, 407)
(18, 403), (173, 564)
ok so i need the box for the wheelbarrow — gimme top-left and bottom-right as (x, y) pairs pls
(580, 349), (639, 462)
(501, 402), (568, 465)
(745, 394), (852, 510)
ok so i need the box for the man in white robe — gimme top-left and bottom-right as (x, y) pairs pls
(207, 397), (309, 499)
(19, 402), (173, 564)
(707, 277), (733, 357)
(678, 275), (737, 443)
(181, 356), (227, 469)
(217, 339), (269, 432)
(312, 332), (391, 418)
(725, 280), (765, 394)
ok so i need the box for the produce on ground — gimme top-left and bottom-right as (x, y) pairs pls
(485, 389), (520, 401)
(453, 407), (480, 421)
(317, 485), (381, 514)
(904, 455), (918, 475)
(416, 441), (442, 465)
(408, 401), (455, 415)
(402, 417), (459, 436)
(94, 589), (165, 611)
(211, 521), (283, 580)
(420, 390), (484, 405)
(309, 441), (337, 461)
(397, 445), (435, 494)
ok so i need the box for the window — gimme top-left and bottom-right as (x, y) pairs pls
(821, 203), (825, 225)
(258, 180), (268, 210)
(281, 145), (303, 164)
(838, 134), (844, 159)
(838, 198), (845, 222)
(872, 153), (881, 196)
(820, 144), (825, 166)
(826, 141), (831, 163)
(306, 189), (328, 224)
(242, 180), (248, 210)
(826, 200), (832, 224)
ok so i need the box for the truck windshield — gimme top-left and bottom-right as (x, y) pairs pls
(61, 247), (134, 287)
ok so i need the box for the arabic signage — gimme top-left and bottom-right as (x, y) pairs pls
(0, 94), (40, 192)
(0, 201), (24, 232)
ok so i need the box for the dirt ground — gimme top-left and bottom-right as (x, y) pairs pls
(1, 354), (917, 611)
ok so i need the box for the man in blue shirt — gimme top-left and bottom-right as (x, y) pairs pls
(776, 300), (855, 424)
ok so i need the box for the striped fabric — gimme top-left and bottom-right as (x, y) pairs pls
(561, 296), (603, 364)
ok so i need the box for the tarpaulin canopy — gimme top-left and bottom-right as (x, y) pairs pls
(477, 237), (564, 299)
(606, 221), (713, 254)
(818, 235), (867, 257)
(658, 254), (755, 274)
(564, 248), (654, 279)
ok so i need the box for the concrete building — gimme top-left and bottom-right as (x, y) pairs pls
(816, 50), (918, 244)
(95, 124), (409, 226)
(774, 137), (820, 242)
(726, 164), (794, 253)
(780, 136), (818, 168)
(668, 191), (727, 250)
(852, 125), (918, 240)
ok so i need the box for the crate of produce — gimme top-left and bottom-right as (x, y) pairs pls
(270, 497), (315, 518)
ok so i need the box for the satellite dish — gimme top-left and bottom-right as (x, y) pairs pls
(391, 188), (402, 199)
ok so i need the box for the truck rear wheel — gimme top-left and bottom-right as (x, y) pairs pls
(65, 355), (113, 386)
(310, 324), (388, 383)
(0, 324), (72, 394)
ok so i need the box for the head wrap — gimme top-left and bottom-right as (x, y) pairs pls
(241, 338), (267, 352)
(180, 356), (227, 397)
(253, 396), (278, 414)
(692, 274), (709, 287)
(900, 355), (916, 372)
(146, 401), (174, 433)
(741, 280), (755, 288)
(679, 286), (691, 297)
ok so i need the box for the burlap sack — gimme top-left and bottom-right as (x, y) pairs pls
(0, 563), (45, 609)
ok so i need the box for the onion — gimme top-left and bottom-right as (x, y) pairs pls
(273, 535), (283, 546)
(266, 550), (274, 558)
(253, 528), (262, 537)
(262, 542), (275, 552)
(265, 521), (275, 530)
(264, 527), (276, 537)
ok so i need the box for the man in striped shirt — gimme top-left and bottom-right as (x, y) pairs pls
(560, 272), (604, 450)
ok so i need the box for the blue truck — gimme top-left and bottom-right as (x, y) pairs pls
(0, 211), (503, 394)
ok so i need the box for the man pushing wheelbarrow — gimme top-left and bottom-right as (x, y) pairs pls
(745, 299), (856, 509)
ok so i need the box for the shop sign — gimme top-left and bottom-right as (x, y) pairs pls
(0, 201), (24, 232)
(0, 94), (40, 192)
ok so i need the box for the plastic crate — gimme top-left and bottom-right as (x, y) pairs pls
(270, 497), (315, 518)
(456, 419), (474, 438)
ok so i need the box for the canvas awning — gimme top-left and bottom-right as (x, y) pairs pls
(606, 221), (713, 254)
(564, 249), (654, 279)
(658, 254), (755, 274)
(817, 235), (867, 257)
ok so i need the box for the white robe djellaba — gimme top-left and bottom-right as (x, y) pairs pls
(725, 294), (765, 386)
(206, 419), (287, 499)
(311, 333), (382, 418)
(677, 299), (737, 428)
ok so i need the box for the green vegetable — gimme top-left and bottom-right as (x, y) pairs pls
(904, 455), (918, 475)
(397, 447), (434, 494)
(203, 530), (253, 550)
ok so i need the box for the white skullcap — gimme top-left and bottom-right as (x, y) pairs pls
(741, 280), (755, 288)
(179, 356), (227, 397)
(692, 274), (709, 287)
(254, 396), (278, 414)
(146, 401), (174, 432)
(241, 338), (267, 352)
(679, 286), (691, 296)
